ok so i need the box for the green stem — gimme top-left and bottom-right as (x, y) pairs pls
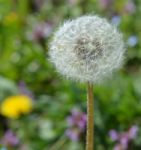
(49, 135), (66, 150)
(86, 82), (94, 150)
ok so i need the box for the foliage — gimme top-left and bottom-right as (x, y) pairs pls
(0, 0), (141, 149)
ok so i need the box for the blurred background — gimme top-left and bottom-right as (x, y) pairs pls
(0, 0), (141, 150)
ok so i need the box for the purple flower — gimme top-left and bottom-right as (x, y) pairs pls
(67, 0), (79, 6)
(124, 1), (136, 14)
(109, 125), (139, 150)
(65, 108), (87, 141)
(114, 144), (122, 150)
(30, 0), (44, 12)
(99, 0), (112, 9)
(109, 130), (118, 141)
(111, 15), (121, 26)
(128, 125), (138, 139)
(67, 108), (87, 130)
(0, 130), (19, 147)
(119, 133), (129, 149)
(34, 0), (44, 9)
(32, 22), (53, 42)
(127, 35), (138, 47)
(65, 129), (80, 141)
(19, 81), (33, 98)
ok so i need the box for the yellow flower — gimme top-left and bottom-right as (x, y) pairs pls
(3, 12), (19, 25)
(0, 95), (33, 119)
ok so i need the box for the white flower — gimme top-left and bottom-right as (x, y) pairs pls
(49, 15), (125, 83)
(39, 120), (56, 140)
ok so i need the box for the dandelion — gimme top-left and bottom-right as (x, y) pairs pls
(0, 95), (33, 119)
(49, 15), (125, 150)
(49, 15), (125, 83)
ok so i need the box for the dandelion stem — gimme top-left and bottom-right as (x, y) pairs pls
(86, 82), (94, 150)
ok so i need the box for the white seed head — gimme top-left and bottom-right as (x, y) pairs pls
(49, 15), (125, 83)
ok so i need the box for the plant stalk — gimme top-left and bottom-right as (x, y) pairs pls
(86, 82), (94, 150)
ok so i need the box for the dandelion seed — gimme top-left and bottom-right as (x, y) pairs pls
(49, 15), (125, 83)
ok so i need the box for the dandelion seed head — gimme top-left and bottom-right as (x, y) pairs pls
(49, 15), (125, 83)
